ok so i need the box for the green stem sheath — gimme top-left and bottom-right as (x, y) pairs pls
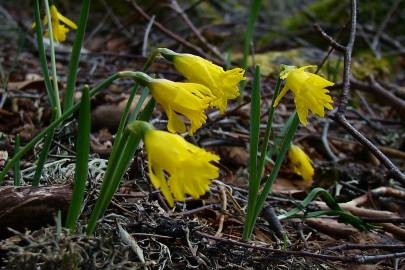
(43, 0), (62, 118)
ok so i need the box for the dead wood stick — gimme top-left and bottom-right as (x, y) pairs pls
(170, 0), (224, 61)
(0, 184), (72, 237)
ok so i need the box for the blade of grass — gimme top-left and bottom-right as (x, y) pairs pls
(13, 134), (21, 186)
(242, 0), (262, 68)
(0, 72), (124, 182)
(43, 0), (62, 118)
(63, 0), (91, 112)
(239, 0), (262, 100)
(0, 71), (151, 183)
(86, 100), (155, 235)
(242, 65), (261, 240)
(32, 110), (57, 186)
(129, 87), (149, 121)
(278, 188), (371, 231)
(256, 77), (281, 179)
(33, 0), (57, 109)
(247, 113), (299, 238)
(65, 85), (91, 230)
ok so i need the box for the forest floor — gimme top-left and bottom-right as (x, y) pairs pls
(0, 1), (404, 269)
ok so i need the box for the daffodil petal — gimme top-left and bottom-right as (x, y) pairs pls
(273, 83), (289, 107)
(288, 144), (314, 182)
(144, 130), (220, 206)
(56, 10), (78, 29)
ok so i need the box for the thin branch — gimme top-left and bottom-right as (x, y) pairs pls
(130, 0), (222, 65)
(170, 0), (224, 61)
(314, 24), (345, 52)
(315, 0), (404, 182)
(333, 114), (405, 183)
(338, 0), (357, 115)
(195, 231), (405, 263)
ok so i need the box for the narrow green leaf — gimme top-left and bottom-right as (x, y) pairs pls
(65, 86), (91, 230)
(242, 65), (261, 240)
(129, 87), (150, 122)
(247, 113), (300, 238)
(43, 0), (62, 118)
(63, 0), (91, 112)
(239, 0), (262, 99)
(278, 188), (371, 231)
(32, 128), (55, 186)
(0, 72), (120, 183)
(0, 71), (151, 183)
(86, 100), (156, 235)
(243, 0), (262, 68)
(257, 77), (281, 180)
(33, 0), (56, 109)
(13, 134), (21, 186)
(32, 110), (57, 187)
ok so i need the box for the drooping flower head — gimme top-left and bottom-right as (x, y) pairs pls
(143, 129), (220, 207)
(288, 144), (314, 182)
(33, 5), (77, 42)
(148, 78), (214, 135)
(274, 65), (334, 126)
(159, 48), (246, 113)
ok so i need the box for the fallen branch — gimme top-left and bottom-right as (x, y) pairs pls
(0, 185), (72, 238)
(195, 231), (405, 263)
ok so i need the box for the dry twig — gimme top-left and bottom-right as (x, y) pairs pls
(315, 0), (405, 182)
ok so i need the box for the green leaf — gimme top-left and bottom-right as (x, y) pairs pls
(65, 86), (91, 230)
(33, 0), (56, 109)
(242, 65), (261, 240)
(279, 188), (371, 231)
(32, 110), (57, 187)
(257, 77), (281, 180)
(247, 113), (300, 238)
(239, 0), (262, 100)
(63, 0), (91, 112)
(0, 72), (121, 183)
(86, 100), (156, 235)
(13, 134), (21, 186)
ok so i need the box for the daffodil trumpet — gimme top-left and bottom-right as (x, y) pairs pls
(158, 48), (246, 113)
(128, 121), (220, 207)
(274, 65), (334, 126)
(146, 77), (215, 135)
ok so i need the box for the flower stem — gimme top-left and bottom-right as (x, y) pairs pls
(43, 0), (62, 118)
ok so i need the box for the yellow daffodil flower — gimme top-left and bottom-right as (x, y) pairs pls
(33, 5), (77, 42)
(288, 144), (314, 182)
(159, 48), (246, 113)
(144, 129), (220, 207)
(274, 65), (334, 126)
(148, 79), (214, 135)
